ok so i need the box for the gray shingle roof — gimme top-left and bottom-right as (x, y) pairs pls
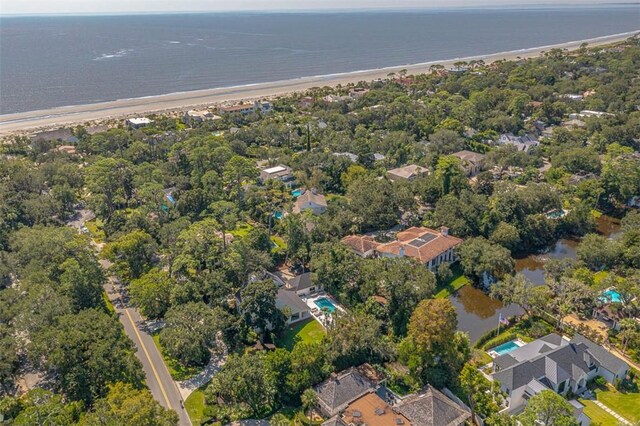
(276, 289), (310, 315)
(321, 418), (347, 426)
(313, 368), (376, 417)
(395, 385), (471, 426)
(570, 334), (628, 374)
(493, 333), (629, 395)
(288, 272), (314, 292)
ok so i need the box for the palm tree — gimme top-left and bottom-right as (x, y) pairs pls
(618, 318), (639, 352)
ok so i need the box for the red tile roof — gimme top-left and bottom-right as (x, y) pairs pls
(340, 235), (380, 255)
(377, 227), (462, 264)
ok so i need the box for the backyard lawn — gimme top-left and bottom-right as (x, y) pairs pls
(594, 385), (640, 423)
(230, 223), (254, 238)
(434, 265), (469, 298)
(277, 318), (325, 351)
(184, 388), (207, 425)
(578, 399), (618, 426)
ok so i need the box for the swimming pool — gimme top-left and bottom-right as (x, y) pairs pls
(491, 340), (520, 356)
(600, 289), (622, 303)
(292, 189), (303, 197)
(314, 297), (337, 313)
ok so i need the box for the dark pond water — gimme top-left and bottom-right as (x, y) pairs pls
(451, 215), (621, 343)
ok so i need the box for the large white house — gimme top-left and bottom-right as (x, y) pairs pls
(492, 333), (628, 422)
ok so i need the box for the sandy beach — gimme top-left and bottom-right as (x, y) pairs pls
(1, 30), (637, 137)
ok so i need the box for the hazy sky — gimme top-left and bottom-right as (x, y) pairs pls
(0, 0), (632, 15)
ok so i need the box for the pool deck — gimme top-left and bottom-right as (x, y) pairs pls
(302, 292), (346, 328)
(487, 338), (526, 358)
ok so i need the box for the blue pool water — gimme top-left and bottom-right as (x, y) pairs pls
(273, 211), (283, 220)
(600, 290), (622, 303)
(315, 297), (337, 313)
(292, 189), (303, 197)
(492, 340), (520, 356)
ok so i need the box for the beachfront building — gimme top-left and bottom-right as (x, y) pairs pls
(292, 189), (327, 215)
(452, 150), (486, 176)
(126, 117), (153, 129)
(376, 226), (463, 271)
(182, 109), (221, 125)
(349, 88), (369, 99)
(218, 100), (272, 115)
(259, 165), (294, 186)
(386, 164), (429, 181)
(491, 333), (628, 418)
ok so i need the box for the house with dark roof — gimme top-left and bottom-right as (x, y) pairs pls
(313, 367), (378, 417)
(292, 189), (327, 215)
(498, 133), (540, 153)
(375, 227), (463, 271)
(395, 385), (471, 426)
(285, 272), (316, 297)
(491, 333), (628, 416)
(275, 288), (311, 325)
(316, 367), (470, 426)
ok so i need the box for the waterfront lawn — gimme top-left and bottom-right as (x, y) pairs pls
(277, 318), (325, 351)
(594, 384), (640, 423)
(476, 317), (554, 350)
(434, 265), (469, 298)
(152, 333), (200, 381)
(184, 388), (207, 425)
(472, 349), (493, 367)
(578, 399), (618, 426)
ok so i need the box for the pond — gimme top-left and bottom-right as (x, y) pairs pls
(451, 215), (621, 343)
(449, 285), (523, 343)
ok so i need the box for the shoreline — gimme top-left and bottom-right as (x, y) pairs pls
(1, 30), (638, 137)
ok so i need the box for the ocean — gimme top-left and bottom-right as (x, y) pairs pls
(1, 6), (639, 114)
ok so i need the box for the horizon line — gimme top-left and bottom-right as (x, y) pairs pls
(1, 2), (639, 18)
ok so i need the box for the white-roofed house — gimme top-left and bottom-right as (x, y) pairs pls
(126, 117), (153, 129)
(260, 165), (294, 186)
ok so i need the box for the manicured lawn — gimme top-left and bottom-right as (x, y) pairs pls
(472, 349), (493, 367)
(277, 318), (325, 351)
(151, 333), (200, 381)
(593, 271), (610, 285)
(271, 235), (287, 250)
(579, 399), (618, 426)
(184, 388), (206, 425)
(230, 223), (254, 238)
(594, 385), (640, 423)
(434, 265), (469, 298)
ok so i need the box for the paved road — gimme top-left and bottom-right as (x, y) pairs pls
(66, 210), (190, 426)
(104, 276), (191, 426)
